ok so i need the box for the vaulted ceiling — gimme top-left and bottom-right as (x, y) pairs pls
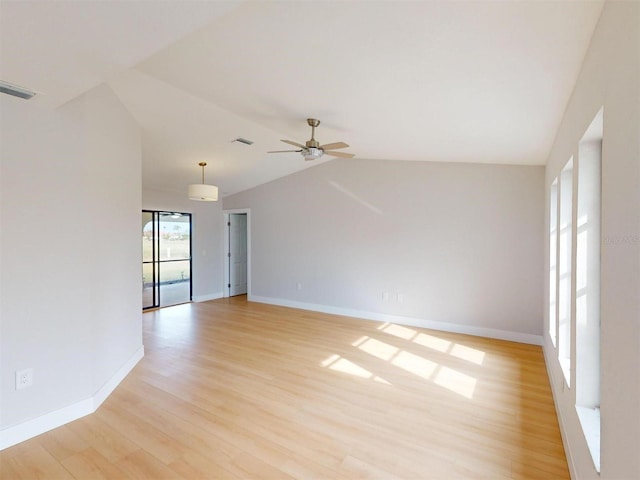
(0, 0), (604, 197)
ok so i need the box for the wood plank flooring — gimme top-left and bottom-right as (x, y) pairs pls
(1, 297), (568, 479)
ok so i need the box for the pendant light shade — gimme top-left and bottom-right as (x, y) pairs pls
(188, 162), (218, 201)
(188, 183), (218, 201)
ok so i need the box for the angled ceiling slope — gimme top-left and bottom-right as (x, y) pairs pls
(1, 1), (604, 197)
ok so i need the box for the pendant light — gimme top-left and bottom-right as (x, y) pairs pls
(188, 162), (218, 201)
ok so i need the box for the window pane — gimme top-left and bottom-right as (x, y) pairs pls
(142, 262), (156, 309)
(159, 215), (191, 261)
(160, 260), (190, 307)
(549, 179), (558, 346)
(558, 158), (573, 386)
(142, 212), (154, 263)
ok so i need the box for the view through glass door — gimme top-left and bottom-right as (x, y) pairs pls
(142, 211), (192, 309)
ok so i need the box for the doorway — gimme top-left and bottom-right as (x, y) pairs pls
(142, 210), (192, 309)
(224, 210), (250, 297)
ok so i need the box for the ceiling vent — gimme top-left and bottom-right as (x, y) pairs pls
(0, 80), (37, 100)
(232, 137), (254, 146)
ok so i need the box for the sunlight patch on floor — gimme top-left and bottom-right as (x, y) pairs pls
(413, 332), (450, 352)
(434, 366), (477, 399)
(380, 323), (416, 339)
(321, 354), (340, 367)
(379, 323), (485, 366)
(450, 343), (485, 365)
(356, 337), (399, 361)
(321, 354), (392, 385)
(391, 350), (438, 379)
(330, 358), (373, 379)
(317, 322), (489, 399)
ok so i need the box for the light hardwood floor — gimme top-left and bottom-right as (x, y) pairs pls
(1, 297), (568, 479)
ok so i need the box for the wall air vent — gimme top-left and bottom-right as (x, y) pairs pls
(232, 137), (254, 146)
(0, 80), (37, 100)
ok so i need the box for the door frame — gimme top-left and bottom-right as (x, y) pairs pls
(222, 208), (251, 298)
(142, 210), (193, 309)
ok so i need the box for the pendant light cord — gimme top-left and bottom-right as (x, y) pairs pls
(199, 162), (207, 184)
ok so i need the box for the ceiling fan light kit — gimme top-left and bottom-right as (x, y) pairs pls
(268, 118), (355, 161)
(188, 162), (218, 201)
(303, 147), (323, 161)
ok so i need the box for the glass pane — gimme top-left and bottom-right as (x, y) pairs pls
(142, 212), (154, 263)
(159, 213), (190, 261)
(159, 260), (190, 307)
(549, 180), (558, 346)
(558, 158), (573, 386)
(142, 262), (157, 309)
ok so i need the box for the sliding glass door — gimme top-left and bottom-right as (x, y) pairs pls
(142, 211), (157, 308)
(142, 211), (192, 309)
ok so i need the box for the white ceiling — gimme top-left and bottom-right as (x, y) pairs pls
(1, 0), (604, 197)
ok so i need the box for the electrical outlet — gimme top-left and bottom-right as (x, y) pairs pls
(382, 292), (389, 302)
(296, 282), (302, 291)
(16, 368), (33, 390)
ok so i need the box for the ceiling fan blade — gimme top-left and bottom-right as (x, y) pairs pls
(325, 150), (355, 158)
(281, 139), (306, 149)
(319, 142), (349, 150)
(268, 149), (302, 153)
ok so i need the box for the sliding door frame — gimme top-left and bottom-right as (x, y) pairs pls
(142, 210), (193, 310)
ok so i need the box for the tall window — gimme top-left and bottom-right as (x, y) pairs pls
(549, 179), (558, 346)
(575, 109), (602, 472)
(558, 158), (573, 386)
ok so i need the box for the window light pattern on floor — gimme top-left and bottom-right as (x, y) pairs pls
(320, 322), (485, 399)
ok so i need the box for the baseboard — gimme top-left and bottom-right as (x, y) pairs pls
(0, 398), (94, 452)
(193, 292), (224, 302)
(93, 346), (144, 409)
(249, 295), (544, 346)
(0, 346), (144, 451)
(543, 344), (578, 480)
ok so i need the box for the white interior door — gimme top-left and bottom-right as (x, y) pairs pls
(229, 213), (247, 296)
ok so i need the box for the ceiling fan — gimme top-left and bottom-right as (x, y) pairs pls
(268, 118), (355, 161)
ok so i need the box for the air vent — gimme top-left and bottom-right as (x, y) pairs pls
(232, 137), (254, 146)
(0, 80), (37, 100)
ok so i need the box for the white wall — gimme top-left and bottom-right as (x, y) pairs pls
(0, 84), (142, 445)
(543, 1), (639, 478)
(224, 159), (544, 342)
(142, 187), (224, 301)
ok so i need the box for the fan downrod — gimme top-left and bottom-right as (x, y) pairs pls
(306, 118), (320, 148)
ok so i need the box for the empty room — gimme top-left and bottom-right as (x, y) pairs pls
(0, 1), (638, 479)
